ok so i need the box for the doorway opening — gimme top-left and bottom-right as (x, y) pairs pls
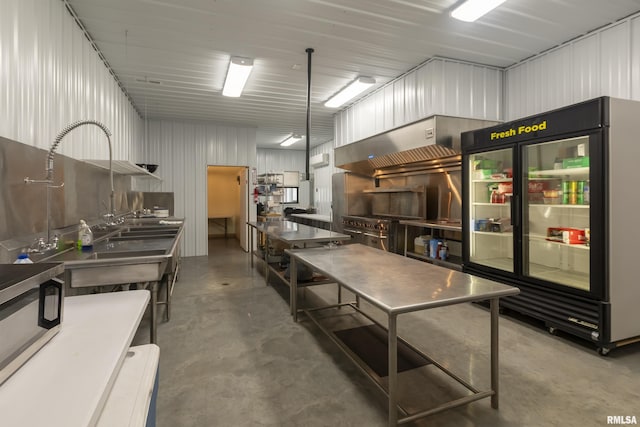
(207, 165), (249, 254)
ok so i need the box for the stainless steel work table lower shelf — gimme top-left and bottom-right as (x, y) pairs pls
(247, 221), (351, 300)
(285, 244), (520, 426)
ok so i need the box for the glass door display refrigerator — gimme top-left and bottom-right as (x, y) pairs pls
(462, 97), (640, 355)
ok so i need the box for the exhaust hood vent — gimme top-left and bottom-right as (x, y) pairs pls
(335, 115), (499, 176)
(367, 145), (459, 169)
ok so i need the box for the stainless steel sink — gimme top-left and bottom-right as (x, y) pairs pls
(90, 249), (167, 259)
(35, 217), (185, 345)
(107, 235), (175, 242)
(124, 226), (181, 233)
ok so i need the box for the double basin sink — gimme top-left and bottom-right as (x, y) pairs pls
(39, 219), (184, 288)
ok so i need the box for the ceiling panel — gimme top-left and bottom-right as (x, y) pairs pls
(65, 0), (640, 148)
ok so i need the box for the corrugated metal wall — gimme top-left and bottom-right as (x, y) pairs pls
(145, 120), (257, 257)
(256, 146), (337, 215)
(256, 149), (306, 175)
(0, 0), (143, 161)
(505, 14), (640, 119)
(310, 141), (339, 216)
(335, 58), (503, 146)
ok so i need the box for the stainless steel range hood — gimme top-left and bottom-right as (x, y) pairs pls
(335, 115), (499, 176)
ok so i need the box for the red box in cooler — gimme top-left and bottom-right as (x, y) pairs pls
(546, 227), (586, 244)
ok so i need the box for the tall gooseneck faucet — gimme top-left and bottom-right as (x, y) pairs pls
(25, 120), (114, 245)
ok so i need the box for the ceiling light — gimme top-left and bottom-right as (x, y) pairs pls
(324, 76), (376, 108)
(222, 57), (253, 97)
(451, 0), (507, 22)
(280, 134), (303, 147)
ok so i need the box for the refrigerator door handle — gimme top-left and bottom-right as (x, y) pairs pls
(512, 194), (520, 228)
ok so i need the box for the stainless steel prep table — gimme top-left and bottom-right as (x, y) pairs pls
(247, 221), (351, 308)
(286, 243), (520, 426)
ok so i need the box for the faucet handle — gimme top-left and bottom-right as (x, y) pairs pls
(103, 212), (116, 224)
(27, 237), (46, 253)
(28, 235), (59, 253)
(50, 234), (59, 249)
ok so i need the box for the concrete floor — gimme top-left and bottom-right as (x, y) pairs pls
(133, 238), (640, 427)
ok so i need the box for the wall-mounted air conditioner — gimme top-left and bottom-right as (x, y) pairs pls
(310, 153), (330, 168)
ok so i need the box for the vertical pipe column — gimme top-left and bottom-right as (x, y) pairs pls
(305, 48), (314, 182)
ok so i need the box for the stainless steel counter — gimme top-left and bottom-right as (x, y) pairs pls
(398, 219), (462, 232)
(247, 220), (351, 290)
(285, 244), (519, 426)
(290, 213), (332, 223)
(248, 220), (348, 245)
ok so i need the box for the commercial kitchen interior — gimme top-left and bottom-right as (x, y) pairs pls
(2, 0), (640, 426)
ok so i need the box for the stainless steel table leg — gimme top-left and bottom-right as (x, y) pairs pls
(490, 297), (499, 409)
(388, 314), (398, 426)
(264, 235), (270, 284)
(404, 224), (408, 257)
(151, 281), (158, 344)
(291, 259), (298, 320)
(167, 261), (179, 322)
(166, 274), (171, 321)
(250, 226), (254, 267)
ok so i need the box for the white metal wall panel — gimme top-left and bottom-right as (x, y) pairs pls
(633, 17), (640, 100)
(0, 0), (142, 162)
(310, 141), (337, 217)
(334, 112), (343, 147)
(352, 103), (364, 142)
(146, 120), (257, 257)
(256, 149), (305, 175)
(571, 35), (603, 103)
(346, 107), (356, 147)
(404, 71), (418, 125)
(600, 23), (631, 99)
(393, 79), (405, 129)
(505, 17), (640, 120)
(360, 96), (377, 142)
(334, 58), (503, 147)
(444, 61), (463, 117)
(383, 84), (395, 134)
(426, 60), (445, 115)
(373, 90), (386, 135)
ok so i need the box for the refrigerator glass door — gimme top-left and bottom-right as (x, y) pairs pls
(468, 148), (514, 272)
(524, 136), (590, 291)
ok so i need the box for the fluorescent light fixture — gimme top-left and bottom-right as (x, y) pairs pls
(324, 76), (376, 108)
(280, 134), (303, 147)
(222, 57), (253, 97)
(451, 0), (507, 22)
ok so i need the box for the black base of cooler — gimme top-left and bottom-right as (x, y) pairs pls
(467, 268), (612, 353)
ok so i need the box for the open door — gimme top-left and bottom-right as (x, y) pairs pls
(207, 165), (251, 254)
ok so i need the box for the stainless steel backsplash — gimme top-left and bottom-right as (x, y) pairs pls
(0, 136), (173, 262)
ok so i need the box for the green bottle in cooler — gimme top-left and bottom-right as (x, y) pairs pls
(578, 181), (585, 205)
